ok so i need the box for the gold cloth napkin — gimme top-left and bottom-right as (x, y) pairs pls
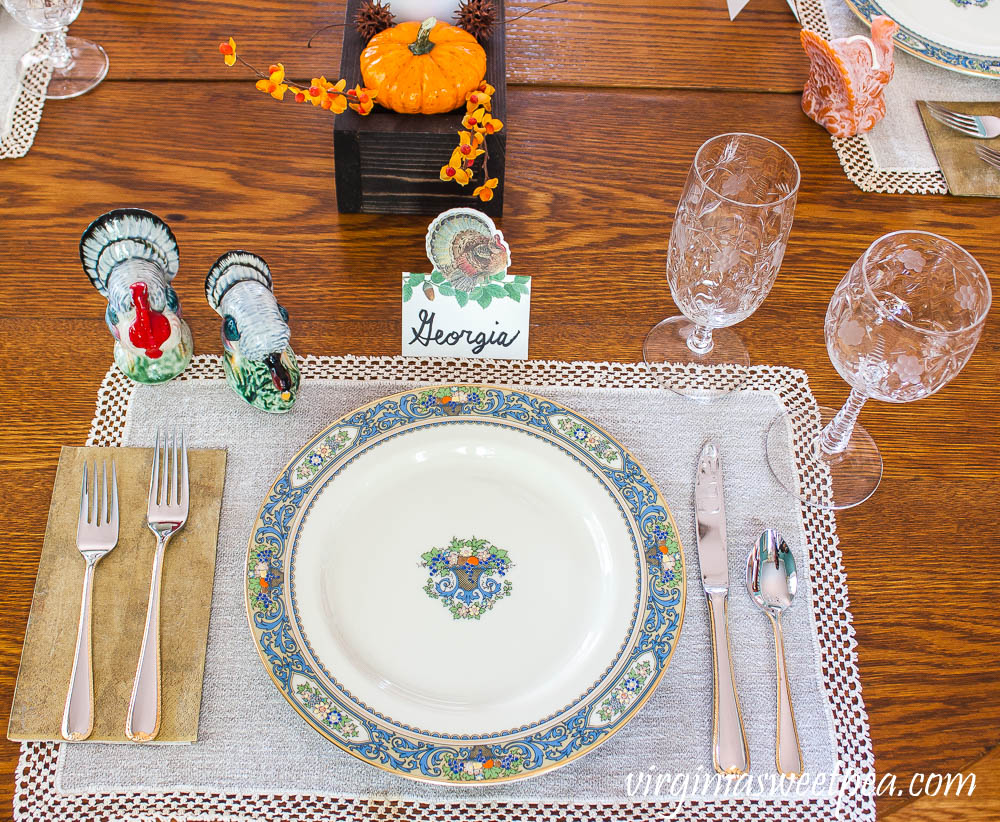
(7, 445), (226, 743)
(918, 101), (1000, 198)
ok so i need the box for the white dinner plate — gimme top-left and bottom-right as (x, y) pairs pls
(246, 385), (686, 783)
(844, 0), (1000, 78)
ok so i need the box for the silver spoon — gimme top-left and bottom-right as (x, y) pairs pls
(745, 529), (804, 778)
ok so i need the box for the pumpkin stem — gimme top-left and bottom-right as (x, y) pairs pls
(409, 17), (437, 55)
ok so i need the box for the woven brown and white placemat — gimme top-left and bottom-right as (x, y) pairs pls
(13, 355), (875, 822)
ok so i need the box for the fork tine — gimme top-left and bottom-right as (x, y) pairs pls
(80, 462), (89, 525)
(926, 107), (980, 137)
(110, 460), (119, 531)
(926, 102), (977, 127)
(160, 427), (170, 506)
(171, 426), (179, 507)
(977, 146), (1000, 170)
(91, 460), (100, 525)
(150, 428), (161, 509)
(101, 461), (109, 525)
(179, 430), (189, 509)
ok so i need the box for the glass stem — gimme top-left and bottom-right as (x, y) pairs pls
(818, 388), (868, 456)
(686, 324), (715, 355)
(48, 28), (74, 70)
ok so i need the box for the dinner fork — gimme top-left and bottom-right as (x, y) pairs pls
(62, 460), (118, 741)
(125, 428), (188, 742)
(975, 144), (1000, 171)
(925, 102), (1000, 139)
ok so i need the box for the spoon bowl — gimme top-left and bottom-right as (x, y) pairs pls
(746, 528), (797, 616)
(745, 529), (803, 778)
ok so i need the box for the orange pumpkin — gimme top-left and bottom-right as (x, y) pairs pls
(360, 17), (486, 115)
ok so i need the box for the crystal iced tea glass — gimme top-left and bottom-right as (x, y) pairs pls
(644, 133), (799, 392)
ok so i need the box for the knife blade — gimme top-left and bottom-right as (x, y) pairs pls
(695, 441), (750, 775)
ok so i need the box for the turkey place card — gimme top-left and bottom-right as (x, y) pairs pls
(402, 208), (530, 359)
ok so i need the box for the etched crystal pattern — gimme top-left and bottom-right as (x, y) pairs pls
(667, 135), (799, 329)
(825, 232), (989, 403)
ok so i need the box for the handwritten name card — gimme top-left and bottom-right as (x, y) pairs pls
(401, 208), (530, 360)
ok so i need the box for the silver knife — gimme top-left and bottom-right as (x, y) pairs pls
(695, 441), (750, 775)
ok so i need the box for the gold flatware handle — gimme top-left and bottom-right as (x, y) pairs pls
(62, 561), (97, 741)
(772, 613), (804, 777)
(707, 591), (750, 774)
(125, 536), (167, 742)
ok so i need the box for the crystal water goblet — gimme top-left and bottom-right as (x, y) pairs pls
(644, 133), (800, 393)
(2, 0), (108, 99)
(766, 231), (991, 509)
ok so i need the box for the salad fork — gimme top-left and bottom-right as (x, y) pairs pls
(976, 144), (1000, 171)
(925, 102), (1000, 139)
(126, 428), (188, 742)
(62, 460), (118, 741)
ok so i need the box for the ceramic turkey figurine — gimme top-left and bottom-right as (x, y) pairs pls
(80, 209), (194, 384)
(800, 15), (900, 138)
(205, 251), (300, 413)
(426, 207), (511, 292)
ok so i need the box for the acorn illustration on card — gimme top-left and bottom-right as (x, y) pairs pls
(403, 208), (530, 359)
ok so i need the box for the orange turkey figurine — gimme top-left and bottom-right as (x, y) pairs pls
(800, 15), (900, 138)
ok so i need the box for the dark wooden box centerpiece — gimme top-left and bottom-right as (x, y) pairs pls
(334, 0), (506, 217)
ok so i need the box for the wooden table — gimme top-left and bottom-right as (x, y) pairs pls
(1, 1), (997, 818)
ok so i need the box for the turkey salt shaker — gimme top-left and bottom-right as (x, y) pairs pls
(80, 209), (194, 384)
(205, 251), (300, 413)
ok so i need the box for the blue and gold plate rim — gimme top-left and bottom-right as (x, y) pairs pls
(244, 385), (686, 784)
(844, 0), (1000, 79)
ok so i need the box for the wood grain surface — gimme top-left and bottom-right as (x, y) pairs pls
(0, 1), (998, 820)
(68, 0), (810, 89)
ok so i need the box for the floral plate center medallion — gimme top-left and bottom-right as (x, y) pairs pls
(420, 536), (513, 620)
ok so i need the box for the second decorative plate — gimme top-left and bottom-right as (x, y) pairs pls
(845, 0), (1000, 79)
(246, 385), (685, 783)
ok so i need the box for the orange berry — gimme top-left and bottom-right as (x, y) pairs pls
(267, 82), (277, 93)
(295, 91), (306, 102)
(268, 64), (279, 75)
(219, 42), (233, 55)
(460, 145), (471, 155)
(467, 117), (477, 126)
(309, 86), (320, 97)
(469, 93), (479, 104)
(360, 92), (369, 103)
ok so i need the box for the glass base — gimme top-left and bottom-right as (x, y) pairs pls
(643, 316), (749, 398)
(765, 406), (883, 510)
(19, 37), (109, 100)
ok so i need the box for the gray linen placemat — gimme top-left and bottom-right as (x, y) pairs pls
(17, 356), (874, 821)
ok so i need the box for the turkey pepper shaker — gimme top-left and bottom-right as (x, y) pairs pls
(205, 251), (300, 414)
